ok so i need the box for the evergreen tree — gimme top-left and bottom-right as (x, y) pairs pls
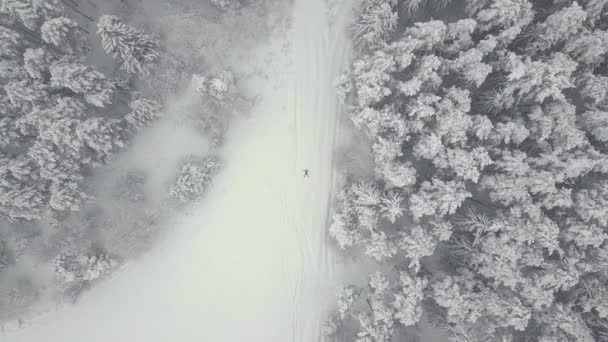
(169, 155), (222, 202)
(1, 0), (62, 30)
(0, 25), (22, 58)
(75, 117), (125, 164)
(4, 79), (49, 109)
(210, 0), (242, 11)
(48, 179), (90, 212)
(23, 47), (54, 80)
(192, 71), (238, 105)
(125, 97), (162, 129)
(50, 61), (115, 107)
(96, 15), (160, 76)
(353, 0), (399, 50)
(41, 16), (85, 54)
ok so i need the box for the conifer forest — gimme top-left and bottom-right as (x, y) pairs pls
(2, 0), (608, 341)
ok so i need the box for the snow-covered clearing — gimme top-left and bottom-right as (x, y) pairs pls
(9, 0), (353, 341)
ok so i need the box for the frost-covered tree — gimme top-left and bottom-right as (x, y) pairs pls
(580, 110), (608, 142)
(75, 117), (125, 164)
(448, 48), (492, 87)
(564, 28), (608, 68)
(125, 97), (162, 129)
(337, 285), (359, 320)
(50, 61), (115, 107)
(210, 0), (242, 11)
(41, 17), (85, 54)
(574, 184), (608, 226)
(379, 161), (416, 188)
(17, 96), (85, 136)
(39, 118), (86, 157)
(353, 0), (399, 49)
(0, 240), (10, 271)
(583, 0), (608, 25)
(433, 147), (493, 183)
(1, 0), (63, 30)
(23, 47), (54, 80)
(0, 156), (45, 221)
(330, 180), (390, 259)
(474, 0), (535, 46)
(501, 52), (578, 105)
(329, 270), (429, 342)
(4, 79), (48, 109)
(409, 179), (471, 221)
(429, 275), (531, 341)
(96, 15), (160, 76)
(54, 251), (117, 284)
(192, 70), (238, 106)
(347, 50), (397, 108)
(169, 155), (222, 202)
(48, 180), (90, 212)
(0, 183), (46, 221)
(0, 117), (18, 147)
(534, 304), (594, 341)
(527, 2), (587, 53)
(399, 225), (437, 271)
(0, 25), (22, 58)
(28, 139), (82, 181)
(0, 58), (21, 79)
(379, 191), (405, 223)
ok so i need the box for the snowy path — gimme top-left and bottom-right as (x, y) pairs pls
(9, 0), (352, 341)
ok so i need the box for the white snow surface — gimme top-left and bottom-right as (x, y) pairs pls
(9, 0), (353, 341)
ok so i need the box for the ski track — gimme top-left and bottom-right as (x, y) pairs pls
(7, 0), (353, 341)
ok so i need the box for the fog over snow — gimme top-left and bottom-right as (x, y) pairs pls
(8, 0), (354, 341)
(10, 0), (608, 340)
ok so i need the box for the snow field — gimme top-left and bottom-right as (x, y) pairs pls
(8, 0), (354, 341)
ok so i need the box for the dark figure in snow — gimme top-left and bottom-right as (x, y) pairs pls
(304, 169), (310, 178)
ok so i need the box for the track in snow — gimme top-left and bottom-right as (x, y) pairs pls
(9, 0), (352, 341)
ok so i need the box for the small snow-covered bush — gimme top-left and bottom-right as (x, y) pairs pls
(191, 70), (237, 105)
(169, 155), (223, 202)
(54, 252), (117, 284)
(211, 0), (242, 11)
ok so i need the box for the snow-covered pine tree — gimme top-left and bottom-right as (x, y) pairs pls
(54, 251), (117, 285)
(75, 117), (125, 164)
(1, 0), (63, 30)
(169, 155), (222, 203)
(125, 96), (162, 129)
(329, 270), (429, 342)
(48, 180), (90, 212)
(50, 61), (115, 107)
(211, 0), (242, 11)
(353, 0), (399, 50)
(96, 15), (160, 76)
(41, 16), (85, 54)
(0, 184), (46, 221)
(192, 70), (238, 106)
(23, 47), (54, 80)
(0, 25), (23, 58)
(0, 240), (10, 271)
(4, 79), (49, 110)
(526, 2), (587, 54)
(27, 138), (83, 182)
